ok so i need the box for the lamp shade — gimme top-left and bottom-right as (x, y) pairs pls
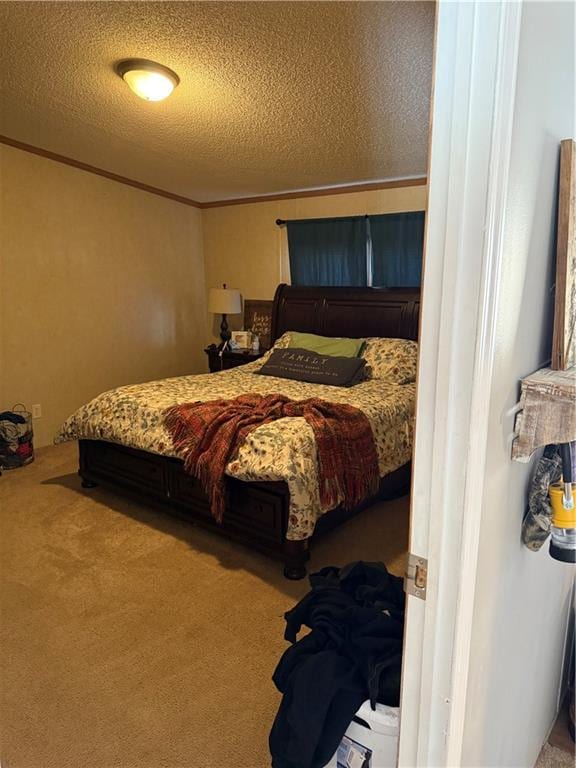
(208, 287), (242, 315)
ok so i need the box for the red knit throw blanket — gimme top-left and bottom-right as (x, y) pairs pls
(164, 393), (380, 524)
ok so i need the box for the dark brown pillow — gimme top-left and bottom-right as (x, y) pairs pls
(257, 348), (367, 387)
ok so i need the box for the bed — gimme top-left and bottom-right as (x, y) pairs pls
(57, 284), (420, 579)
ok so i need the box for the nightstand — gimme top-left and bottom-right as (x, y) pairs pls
(204, 346), (266, 373)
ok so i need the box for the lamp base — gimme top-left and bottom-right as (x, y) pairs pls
(219, 313), (230, 346)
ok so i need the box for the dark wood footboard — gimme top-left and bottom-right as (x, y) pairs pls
(78, 439), (410, 579)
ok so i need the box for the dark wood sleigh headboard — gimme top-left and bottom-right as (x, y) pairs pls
(270, 284), (420, 345)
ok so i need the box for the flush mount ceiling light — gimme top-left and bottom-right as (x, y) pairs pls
(115, 59), (180, 102)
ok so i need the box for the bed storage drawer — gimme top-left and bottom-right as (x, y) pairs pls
(169, 463), (286, 542)
(80, 440), (168, 497)
(79, 441), (289, 552)
(167, 465), (213, 520)
(225, 482), (286, 544)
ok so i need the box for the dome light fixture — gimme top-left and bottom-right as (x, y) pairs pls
(115, 58), (180, 102)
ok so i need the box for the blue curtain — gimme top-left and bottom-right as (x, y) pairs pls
(287, 216), (367, 287)
(369, 211), (425, 287)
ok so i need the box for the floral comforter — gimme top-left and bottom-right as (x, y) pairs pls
(56, 359), (415, 540)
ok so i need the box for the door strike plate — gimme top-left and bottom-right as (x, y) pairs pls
(405, 553), (428, 600)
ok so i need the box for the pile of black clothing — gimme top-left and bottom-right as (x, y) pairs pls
(269, 561), (406, 768)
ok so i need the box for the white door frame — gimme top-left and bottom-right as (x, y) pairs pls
(398, 2), (523, 766)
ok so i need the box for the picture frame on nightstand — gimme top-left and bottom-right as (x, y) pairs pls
(230, 330), (252, 349)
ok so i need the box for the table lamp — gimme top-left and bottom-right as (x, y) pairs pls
(208, 284), (242, 347)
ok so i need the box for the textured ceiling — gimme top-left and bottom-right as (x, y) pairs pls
(0, 1), (434, 202)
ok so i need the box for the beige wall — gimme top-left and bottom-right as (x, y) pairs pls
(202, 185), (427, 337)
(0, 148), (425, 448)
(0, 145), (206, 448)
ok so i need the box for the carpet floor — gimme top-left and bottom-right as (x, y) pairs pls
(536, 743), (575, 768)
(0, 442), (410, 768)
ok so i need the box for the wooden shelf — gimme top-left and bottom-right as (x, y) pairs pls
(512, 367), (576, 462)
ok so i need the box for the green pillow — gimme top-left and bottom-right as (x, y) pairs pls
(288, 331), (364, 358)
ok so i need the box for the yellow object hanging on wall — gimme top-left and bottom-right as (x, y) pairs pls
(549, 482), (576, 528)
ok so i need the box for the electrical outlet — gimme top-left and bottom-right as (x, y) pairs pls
(32, 404), (42, 419)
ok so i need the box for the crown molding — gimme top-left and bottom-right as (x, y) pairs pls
(1, 134), (427, 210)
(0, 135), (202, 208)
(200, 177), (427, 208)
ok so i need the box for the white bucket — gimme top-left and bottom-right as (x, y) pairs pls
(324, 700), (399, 768)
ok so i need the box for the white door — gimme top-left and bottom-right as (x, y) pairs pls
(397, 2), (523, 765)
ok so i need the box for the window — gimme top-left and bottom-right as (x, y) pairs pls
(287, 216), (367, 287)
(286, 212), (425, 288)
